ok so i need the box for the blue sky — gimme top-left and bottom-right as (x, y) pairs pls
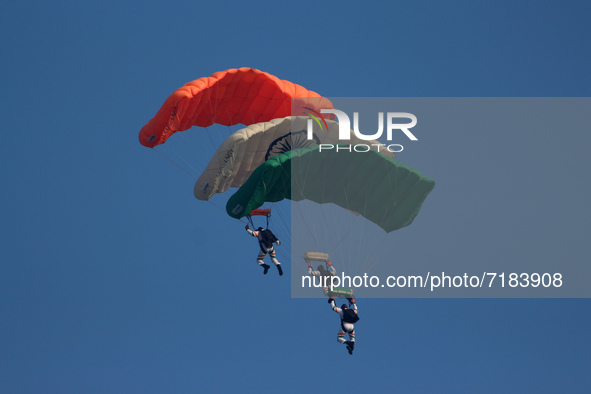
(1, 0), (590, 392)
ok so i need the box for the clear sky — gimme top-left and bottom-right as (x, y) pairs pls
(1, 0), (590, 393)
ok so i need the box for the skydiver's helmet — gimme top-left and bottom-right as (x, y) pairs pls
(341, 304), (348, 310)
(318, 265), (327, 275)
(257, 227), (264, 232)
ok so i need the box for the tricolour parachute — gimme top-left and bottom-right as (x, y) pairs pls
(139, 68), (333, 148)
(304, 252), (353, 298)
(304, 252), (330, 263)
(226, 145), (435, 233)
(194, 116), (396, 200)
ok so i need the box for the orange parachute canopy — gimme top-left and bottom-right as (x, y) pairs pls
(139, 67), (333, 147)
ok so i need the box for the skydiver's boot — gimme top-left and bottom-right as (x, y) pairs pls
(277, 265), (283, 276)
(345, 341), (354, 355)
(261, 264), (270, 275)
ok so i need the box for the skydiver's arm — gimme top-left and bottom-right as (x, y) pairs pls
(308, 263), (319, 276)
(330, 299), (341, 313)
(246, 228), (258, 237)
(327, 261), (336, 276)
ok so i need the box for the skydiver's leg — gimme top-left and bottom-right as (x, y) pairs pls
(337, 327), (347, 344)
(269, 250), (282, 276)
(269, 250), (280, 266)
(340, 326), (355, 354)
(257, 252), (270, 274)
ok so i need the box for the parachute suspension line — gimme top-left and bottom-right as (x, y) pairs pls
(316, 180), (343, 270)
(348, 177), (361, 273)
(329, 164), (350, 274)
(176, 158), (243, 225)
(356, 190), (371, 272)
(203, 84), (225, 148)
(295, 201), (321, 252)
(271, 163), (295, 254)
(202, 80), (239, 148)
(267, 203), (291, 262)
(204, 124), (234, 174)
(362, 235), (387, 274)
(336, 168), (354, 274)
(184, 131), (213, 173)
(201, 198), (232, 219)
(276, 204), (292, 250)
(378, 167), (399, 229)
(167, 139), (202, 177)
(246, 215), (255, 229)
(154, 128), (215, 178)
(319, 191), (334, 255)
(357, 163), (404, 273)
(273, 247), (291, 265)
(269, 202), (292, 256)
(153, 147), (198, 180)
(287, 158), (316, 260)
(199, 91), (237, 177)
(329, 214), (360, 258)
(202, 125), (219, 151)
(292, 147), (322, 252)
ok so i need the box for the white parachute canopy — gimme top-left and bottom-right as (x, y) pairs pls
(304, 252), (330, 263)
(193, 116), (395, 200)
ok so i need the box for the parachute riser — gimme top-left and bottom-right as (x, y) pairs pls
(247, 216), (255, 229)
(246, 211), (271, 230)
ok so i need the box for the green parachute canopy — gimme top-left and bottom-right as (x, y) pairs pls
(226, 145), (435, 233)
